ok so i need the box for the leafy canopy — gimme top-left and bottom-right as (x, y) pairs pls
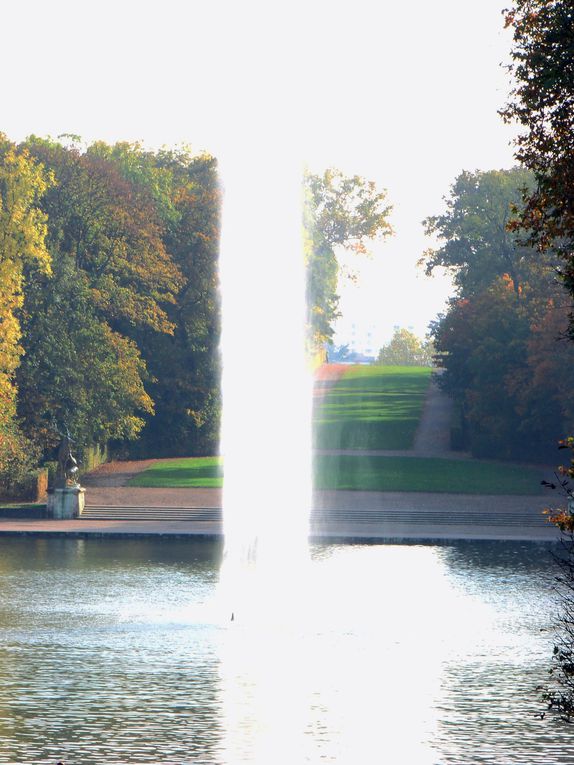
(377, 328), (434, 367)
(304, 168), (392, 346)
(421, 168), (546, 297)
(501, 1), (574, 328)
(0, 136), (52, 485)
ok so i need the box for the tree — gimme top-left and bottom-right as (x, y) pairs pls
(14, 138), (222, 459)
(509, 291), (574, 446)
(13, 137), (182, 457)
(0, 136), (51, 489)
(304, 168), (393, 347)
(501, 4), (574, 716)
(0, 133), (223, 479)
(432, 277), (533, 459)
(431, 272), (574, 461)
(501, 1), (574, 333)
(422, 165), (574, 460)
(422, 168), (549, 297)
(377, 328), (434, 366)
(17, 257), (154, 453)
(23, 137), (183, 334)
(126, 147), (222, 457)
(538, 439), (574, 721)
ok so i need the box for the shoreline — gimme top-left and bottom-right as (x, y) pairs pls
(0, 516), (560, 543)
(0, 484), (561, 543)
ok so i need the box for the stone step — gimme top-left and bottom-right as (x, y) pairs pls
(82, 505), (548, 527)
(315, 513), (547, 527)
(83, 506), (219, 521)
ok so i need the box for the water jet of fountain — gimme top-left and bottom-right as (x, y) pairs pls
(217, 143), (312, 625)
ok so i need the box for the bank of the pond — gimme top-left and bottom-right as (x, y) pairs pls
(0, 489), (560, 542)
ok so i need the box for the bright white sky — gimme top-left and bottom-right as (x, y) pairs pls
(3, 0), (518, 353)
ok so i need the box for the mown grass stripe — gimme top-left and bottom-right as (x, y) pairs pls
(313, 454), (544, 495)
(128, 454), (544, 495)
(313, 365), (433, 450)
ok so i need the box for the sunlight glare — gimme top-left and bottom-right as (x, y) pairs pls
(217, 123), (312, 624)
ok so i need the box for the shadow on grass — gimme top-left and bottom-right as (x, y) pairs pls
(314, 366), (433, 450)
(314, 454), (545, 495)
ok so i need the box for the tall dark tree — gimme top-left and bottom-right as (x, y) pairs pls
(425, 167), (571, 461)
(431, 277), (555, 460)
(73, 141), (222, 456)
(127, 148), (221, 457)
(15, 138), (182, 457)
(502, 0), (574, 719)
(501, 0), (574, 331)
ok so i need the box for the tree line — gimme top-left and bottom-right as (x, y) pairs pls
(424, 0), (574, 467)
(500, 0), (574, 719)
(0, 135), (221, 491)
(0, 136), (392, 493)
(423, 167), (574, 462)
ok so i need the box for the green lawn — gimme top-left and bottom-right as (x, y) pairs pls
(128, 364), (543, 495)
(129, 457), (223, 488)
(0, 503), (45, 510)
(314, 454), (545, 495)
(129, 454), (544, 495)
(313, 365), (433, 450)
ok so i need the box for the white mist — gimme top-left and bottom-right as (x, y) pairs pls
(217, 140), (312, 623)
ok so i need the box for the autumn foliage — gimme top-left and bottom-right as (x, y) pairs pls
(425, 168), (573, 462)
(0, 135), (222, 489)
(502, 0), (574, 335)
(0, 137), (52, 489)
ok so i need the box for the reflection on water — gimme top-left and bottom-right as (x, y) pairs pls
(0, 538), (569, 764)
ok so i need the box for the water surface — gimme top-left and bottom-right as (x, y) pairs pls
(0, 538), (569, 764)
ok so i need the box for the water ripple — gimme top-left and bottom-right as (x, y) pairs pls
(0, 538), (570, 764)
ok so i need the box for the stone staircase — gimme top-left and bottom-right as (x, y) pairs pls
(312, 509), (548, 527)
(82, 506), (221, 522)
(82, 505), (548, 528)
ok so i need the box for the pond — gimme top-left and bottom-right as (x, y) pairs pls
(0, 537), (570, 764)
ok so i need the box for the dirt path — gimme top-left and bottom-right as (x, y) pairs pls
(82, 459), (157, 488)
(314, 365), (469, 459)
(83, 459), (223, 506)
(413, 373), (471, 458)
(86, 486), (222, 508)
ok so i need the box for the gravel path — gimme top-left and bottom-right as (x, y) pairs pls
(314, 366), (470, 459)
(82, 459), (157, 487)
(86, 486), (222, 507)
(413, 373), (471, 458)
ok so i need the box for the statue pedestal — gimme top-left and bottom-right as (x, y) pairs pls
(47, 486), (85, 519)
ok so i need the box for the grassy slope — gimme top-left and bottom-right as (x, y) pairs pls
(314, 454), (544, 495)
(129, 457), (223, 488)
(129, 365), (544, 495)
(129, 455), (543, 495)
(313, 365), (433, 450)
